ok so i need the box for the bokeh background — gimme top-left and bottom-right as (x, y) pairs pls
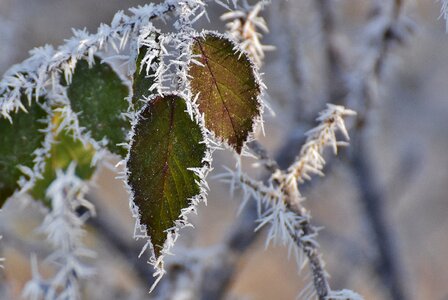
(1, 1), (448, 299)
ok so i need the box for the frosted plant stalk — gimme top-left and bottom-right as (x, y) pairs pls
(274, 104), (356, 211)
(0, 0), (213, 121)
(221, 1), (274, 66)
(219, 104), (359, 299)
(22, 164), (95, 300)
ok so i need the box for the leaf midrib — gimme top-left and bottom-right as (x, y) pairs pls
(160, 99), (177, 223)
(195, 38), (238, 137)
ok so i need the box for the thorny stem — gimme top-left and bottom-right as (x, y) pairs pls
(246, 140), (280, 173)
(286, 197), (330, 300)
(201, 105), (355, 300)
(198, 136), (305, 300)
(293, 228), (329, 300)
(0, 0), (179, 116)
(274, 107), (354, 299)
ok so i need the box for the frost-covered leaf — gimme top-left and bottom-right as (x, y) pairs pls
(189, 33), (261, 153)
(30, 112), (96, 206)
(132, 42), (158, 112)
(127, 95), (206, 256)
(0, 99), (48, 206)
(66, 56), (129, 157)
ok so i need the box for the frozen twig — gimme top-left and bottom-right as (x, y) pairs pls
(269, 105), (356, 300)
(22, 164), (95, 300)
(246, 140), (280, 173)
(0, 0), (192, 121)
(218, 104), (357, 300)
(221, 1), (274, 66)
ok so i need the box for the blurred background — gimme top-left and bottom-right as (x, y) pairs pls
(1, 0), (448, 299)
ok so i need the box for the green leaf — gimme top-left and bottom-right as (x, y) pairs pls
(127, 95), (206, 256)
(66, 56), (130, 157)
(30, 111), (96, 206)
(189, 33), (261, 153)
(0, 99), (48, 207)
(132, 42), (158, 112)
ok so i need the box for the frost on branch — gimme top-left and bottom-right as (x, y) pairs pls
(0, 0), (364, 298)
(276, 104), (357, 209)
(23, 164), (95, 300)
(219, 104), (358, 299)
(0, 0), (190, 119)
(131, 30), (161, 111)
(221, 1), (274, 66)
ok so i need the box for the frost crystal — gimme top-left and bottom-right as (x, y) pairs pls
(276, 104), (356, 206)
(221, 1), (274, 66)
(23, 164), (95, 300)
(218, 104), (357, 298)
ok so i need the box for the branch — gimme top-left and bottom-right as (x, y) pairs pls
(221, 1), (274, 67)
(198, 135), (304, 299)
(200, 104), (357, 300)
(23, 165), (95, 300)
(350, 137), (407, 300)
(0, 0), (180, 119)
(340, 1), (410, 299)
(289, 219), (329, 300)
(246, 140), (280, 173)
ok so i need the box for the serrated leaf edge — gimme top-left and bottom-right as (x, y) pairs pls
(188, 30), (266, 155)
(121, 92), (213, 289)
(2, 101), (53, 204)
(129, 30), (163, 112)
(60, 59), (131, 160)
